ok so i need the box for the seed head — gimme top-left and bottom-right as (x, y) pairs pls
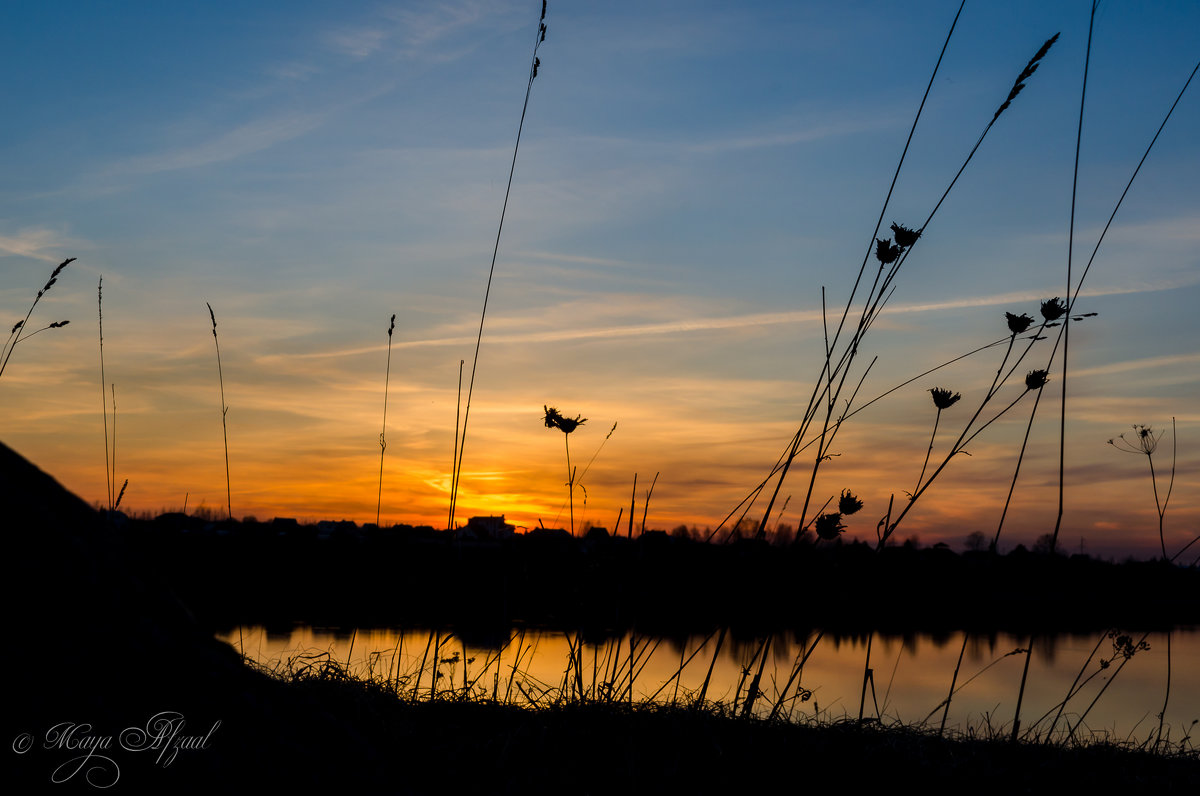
(889, 223), (921, 249)
(838, 489), (863, 516)
(929, 387), (961, 410)
(814, 512), (846, 541)
(1024, 369), (1049, 390)
(543, 405), (586, 435)
(1040, 297), (1067, 321)
(1109, 424), (1161, 456)
(1006, 312), (1035, 334)
(875, 238), (900, 265)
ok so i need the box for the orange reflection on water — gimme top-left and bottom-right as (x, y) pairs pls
(220, 625), (1200, 745)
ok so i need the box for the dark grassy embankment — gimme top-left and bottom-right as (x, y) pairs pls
(6, 440), (1198, 792)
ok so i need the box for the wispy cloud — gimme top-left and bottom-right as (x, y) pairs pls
(101, 112), (327, 177)
(1073, 352), (1200, 379)
(326, 27), (388, 59)
(322, 1), (523, 64)
(0, 227), (88, 262)
(388, 0), (520, 52)
(269, 277), (1200, 363)
(684, 113), (905, 154)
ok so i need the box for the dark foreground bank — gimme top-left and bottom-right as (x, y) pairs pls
(5, 440), (1197, 792)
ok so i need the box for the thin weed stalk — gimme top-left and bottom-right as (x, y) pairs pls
(1033, 53), (1199, 546)
(1109, 421), (1176, 560)
(1041, 632), (1108, 740)
(1011, 636), (1035, 743)
(695, 627), (727, 710)
(206, 303), (232, 521)
(1051, 0), (1097, 553)
(710, 335), (1010, 542)
(628, 473), (637, 539)
(1, 257), (74, 381)
(755, 24), (1058, 539)
(640, 471), (659, 535)
(768, 630), (823, 721)
(1156, 631), (1172, 752)
(939, 632), (969, 736)
(110, 384), (118, 510)
(1067, 632), (1151, 742)
(858, 633), (875, 723)
(376, 314), (396, 527)
(448, 359), (463, 529)
(753, 3), (969, 535)
(449, 3), (548, 527)
(98, 277), (112, 510)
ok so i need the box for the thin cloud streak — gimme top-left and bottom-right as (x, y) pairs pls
(683, 113), (906, 154)
(101, 113), (328, 176)
(0, 227), (87, 262)
(273, 276), (1200, 361)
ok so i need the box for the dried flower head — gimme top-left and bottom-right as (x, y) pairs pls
(814, 512), (845, 541)
(875, 238), (900, 265)
(1108, 424), (1162, 456)
(543, 405), (586, 435)
(1006, 312), (1035, 334)
(1040, 297), (1067, 321)
(1024, 369), (1049, 390)
(929, 387), (961, 410)
(838, 489), (863, 516)
(890, 223), (921, 249)
(387, 314), (396, 337)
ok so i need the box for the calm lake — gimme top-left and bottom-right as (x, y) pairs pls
(220, 625), (1199, 746)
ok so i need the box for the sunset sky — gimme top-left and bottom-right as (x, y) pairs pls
(3, 1), (1198, 559)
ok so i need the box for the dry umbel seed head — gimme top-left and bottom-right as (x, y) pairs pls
(1108, 424), (1162, 456)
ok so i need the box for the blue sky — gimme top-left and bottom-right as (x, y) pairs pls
(2, 1), (1198, 558)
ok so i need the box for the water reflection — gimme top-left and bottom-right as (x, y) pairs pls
(220, 626), (1199, 747)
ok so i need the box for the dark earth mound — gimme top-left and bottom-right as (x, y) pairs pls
(5, 440), (1197, 792)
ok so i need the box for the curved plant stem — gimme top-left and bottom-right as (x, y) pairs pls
(450, 8), (548, 529)
(376, 314), (395, 527)
(939, 632), (969, 736)
(1156, 630), (1172, 751)
(915, 407), (943, 496)
(99, 277), (112, 510)
(1011, 637), (1034, 743)
(207, 302), (232, 521)
(1051, 0), (1096, 553)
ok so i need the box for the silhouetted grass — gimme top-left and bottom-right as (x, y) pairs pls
(233, 644), (1199, 792)
(0, 257), (73, 381)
